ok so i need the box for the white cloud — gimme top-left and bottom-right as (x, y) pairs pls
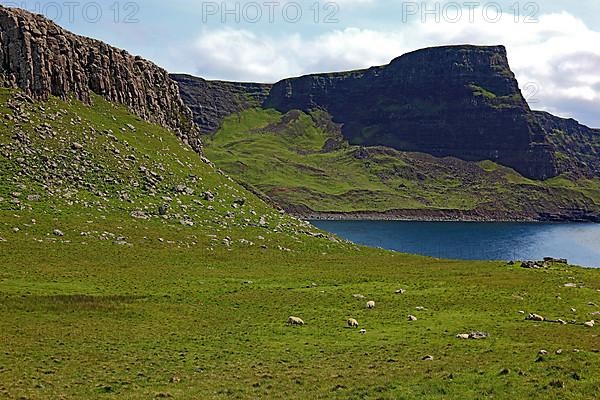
(178, 10), (600, 127)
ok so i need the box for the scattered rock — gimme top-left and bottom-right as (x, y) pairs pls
(395, 289), (405, 294)
(53, 229), (64, 237)
(352, 294), (365, 299)
(130, 210), (149, 220)
(584, 320), (595, 328)
(556, 349), (563, 355)
(359, 329), (366, 334)
(539, 350), (548, 355)
(114, 237), (128, 245)
(202, 191), (215, 202)
(71, 142), (83, 150)
(564, 283), (578, 288)
(422, 355), (434, 361)
(173, 185), (193, 195)
(499, 368), (510, 375)
(354, 147), (369, 160)
(521, 261), (548, 269)
(158, 204), (169, 216)
(233, 198), (246, 207)
(544, 257), (568, 264)
(169, 376), (181, 384)
(408, 315), (417, 321)
(456, 334), (470, 340)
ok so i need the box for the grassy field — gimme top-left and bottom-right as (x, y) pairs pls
(204, 108), (600, 216)
(1, 211), (600, 399)
(0, 89), (599, 399)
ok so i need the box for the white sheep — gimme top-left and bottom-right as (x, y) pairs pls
(287, 316), (305, 326)
(347, 318), (359, 328)
(366, 301), (375, 309)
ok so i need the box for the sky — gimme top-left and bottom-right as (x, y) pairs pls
(2, 0), (599, 127)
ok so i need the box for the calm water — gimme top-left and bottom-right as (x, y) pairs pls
(310, 221), (600, 268)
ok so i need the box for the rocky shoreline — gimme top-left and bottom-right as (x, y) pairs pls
(290, 208), (600, 223)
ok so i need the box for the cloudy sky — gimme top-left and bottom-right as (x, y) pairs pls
(3, 0), (599, 127)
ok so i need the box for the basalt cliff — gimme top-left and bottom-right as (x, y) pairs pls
(0, 6), (201, 152)
(264, 46), (557, 180)
(173, 45), (599, 181)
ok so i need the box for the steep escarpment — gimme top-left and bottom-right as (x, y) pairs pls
(171, 74), (271, 134)
(265, 45), (557, 180)
(534, 111), (600, 178)
(0, 6), (201, 152)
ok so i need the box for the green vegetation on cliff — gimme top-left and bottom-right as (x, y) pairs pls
(204, 108), (600, 220)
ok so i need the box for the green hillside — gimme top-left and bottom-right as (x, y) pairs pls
(204, 108), (600, 219)
(1, 89), (600, 399)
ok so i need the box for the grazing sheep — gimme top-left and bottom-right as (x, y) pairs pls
(526, 313), (545, 322)
(347, 318), (359, 328)
(287, 316), (305, 326)
(366, 301), (375, 309)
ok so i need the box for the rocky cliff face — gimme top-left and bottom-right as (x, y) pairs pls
(265, 45), (558, 180)
(534, 111), (599, 178)
(171, 74), (271, 134)
(0, 6), (201, 152)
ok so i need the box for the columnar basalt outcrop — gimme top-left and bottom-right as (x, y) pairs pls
(264, 45), (559, 180)
(0, 6), (201, 152)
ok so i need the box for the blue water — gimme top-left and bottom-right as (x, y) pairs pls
(310, 221), (600, 268)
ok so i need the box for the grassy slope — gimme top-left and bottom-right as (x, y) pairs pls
(0, 90), (599, 399)
(203, 108), (600, 216)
